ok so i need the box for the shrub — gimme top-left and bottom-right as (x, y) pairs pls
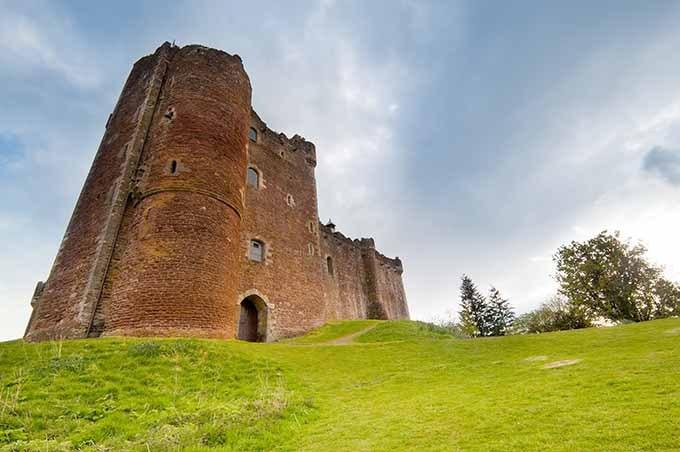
(511, 295), (591, 334)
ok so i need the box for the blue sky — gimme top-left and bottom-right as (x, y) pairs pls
(3, 0), (680, 340)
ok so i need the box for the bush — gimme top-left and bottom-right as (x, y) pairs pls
(511, 295), (591, 334)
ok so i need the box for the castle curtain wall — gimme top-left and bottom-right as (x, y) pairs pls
(374, 254), (410, 320)
(319, 227), (371, 320)
(319, 229), (409, 322)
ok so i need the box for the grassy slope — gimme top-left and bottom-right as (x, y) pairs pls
(1, 319), (679, 451)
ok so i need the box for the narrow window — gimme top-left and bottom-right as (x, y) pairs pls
(286, 194), (294, 207)
(249, 240), (264, 262)
(247, 167), (259, 188)
(170, 160), (178, 174)
(248, 127), (258, 142)
(308, 243), (314, 256)
(327, 256), (334, 276)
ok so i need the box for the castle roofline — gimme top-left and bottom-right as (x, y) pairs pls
(250, 109), (317, 167)
(318, 222), (403, 272)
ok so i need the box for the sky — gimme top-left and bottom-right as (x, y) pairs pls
(2, 0), (680, 340)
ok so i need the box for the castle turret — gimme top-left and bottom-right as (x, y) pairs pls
(103, 45), (252, 338)
(25, 43), (252, 340)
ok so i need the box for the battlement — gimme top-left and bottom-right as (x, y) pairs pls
(319, 222), (403, 274)
(139, 41), (246, 66)
(250, 110), (317, 168)
(376, 252), (404, 274)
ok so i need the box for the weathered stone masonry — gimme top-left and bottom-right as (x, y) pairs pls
(24, 42), (409, 342)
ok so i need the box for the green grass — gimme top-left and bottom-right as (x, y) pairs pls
(285, 320), (379, 344)
(1, 319), (679, 451)
(355, 319), (458, 342)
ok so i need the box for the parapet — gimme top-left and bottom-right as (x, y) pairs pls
(319, 223), (403, 274)
(376, 252), (404, 274)
(249, 110), (317, 168)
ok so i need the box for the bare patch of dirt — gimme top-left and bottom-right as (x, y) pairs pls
(544, 359), (581, 369)
(665, 327), (680, 336)
(524, 355), (548, 362)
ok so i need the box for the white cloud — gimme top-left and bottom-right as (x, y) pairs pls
(0, 2), (100, 88)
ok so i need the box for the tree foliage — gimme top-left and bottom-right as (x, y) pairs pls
(554, 230), (680, 322)
(459, 275), (515, 337)
(459, 275), (487, 337)
(511, 295), (592, 334)
(486, 287), (515, 336)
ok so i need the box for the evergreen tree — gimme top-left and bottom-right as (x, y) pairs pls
(486, 287), (515, 336)
(459, 275), (488, 337)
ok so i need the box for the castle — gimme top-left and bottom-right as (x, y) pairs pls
(24, 43), (409, 342)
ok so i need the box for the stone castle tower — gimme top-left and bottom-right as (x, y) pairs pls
(24, 43), (409, 342)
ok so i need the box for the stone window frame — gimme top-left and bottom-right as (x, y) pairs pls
(248, 127), (258, 142)
(249, 239), (265, 262)
(247, 166), (261, 189)
(166, 159), (181, 176)
(246, 236), (271, 264)
(307, 243), (315, 256)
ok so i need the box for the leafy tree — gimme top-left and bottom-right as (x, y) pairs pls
(486, 287), (515, 336)
(554, 230), (680, 322)
(652, 278), (680, 318)
(459, 275), (488, 337)
(511, 295), (591, 334)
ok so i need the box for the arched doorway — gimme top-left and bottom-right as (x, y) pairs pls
(238, 295), (267, 342)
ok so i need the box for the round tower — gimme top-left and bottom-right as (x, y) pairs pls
(104, 45), (252, 338)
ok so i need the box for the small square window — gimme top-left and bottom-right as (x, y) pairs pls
(249, 240), (264, 262)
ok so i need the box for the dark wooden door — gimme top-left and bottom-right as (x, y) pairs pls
(238, 299), (258, 342)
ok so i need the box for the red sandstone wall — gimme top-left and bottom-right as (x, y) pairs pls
(319, 225), (370, 320)
(25, 43), (176, 341)
(374, 254), (410, 320)
(238, 111), (326, 340)
(320, 226), (409, 323)
(102, 45), (252, 338)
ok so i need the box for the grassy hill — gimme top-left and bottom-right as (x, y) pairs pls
(1, 319), (679, 451)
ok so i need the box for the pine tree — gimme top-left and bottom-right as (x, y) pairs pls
(459, 275), (488, 337)
(487, 287), (515, 336)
